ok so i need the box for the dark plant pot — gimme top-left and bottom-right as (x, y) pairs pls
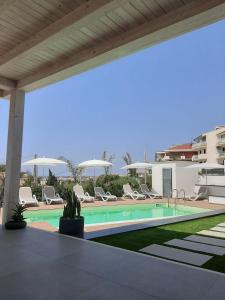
(59, 216), (84, 238)
(5, 221), (27, 230)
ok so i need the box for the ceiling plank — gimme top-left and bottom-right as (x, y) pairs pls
(0, 0), (127, 67)
(18, 0), (225, 91)
(0, 76), (17, 91)
(0, 0), (17, 17)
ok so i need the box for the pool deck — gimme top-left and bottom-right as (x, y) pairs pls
(26, 198), (225, 234)
(0, 225), (225, 300)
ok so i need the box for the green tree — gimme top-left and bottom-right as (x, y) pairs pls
(22, 174), (34, 187)
(102, 150), (115, 176)
(122, 152), (136, 176)
(58, 156), (81, 183)
(46, 169), (58, 186)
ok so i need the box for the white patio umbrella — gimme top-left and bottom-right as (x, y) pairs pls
(185, 163), (225, 185)
(22, 157), (67, 200)
(23, 157), (67, 166)
(121, 162), (153, 183)
(78, 159), (112, 185)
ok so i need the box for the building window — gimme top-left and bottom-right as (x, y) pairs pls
(202, 169), (225, 176)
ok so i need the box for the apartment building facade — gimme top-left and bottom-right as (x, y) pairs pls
(192, 126), (225, 164)
(155, 143), (197, 162)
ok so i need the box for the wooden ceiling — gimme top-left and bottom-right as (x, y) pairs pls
(0, 0), (225, 97)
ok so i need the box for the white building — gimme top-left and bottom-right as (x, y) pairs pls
(192, 125), (225, 164)
(152, 161), (198, 198)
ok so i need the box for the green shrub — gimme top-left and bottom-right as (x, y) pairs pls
(140, 175), (152, 189)
(96, 175), (141, 197)
(11, 204), (26, 222)
(63, 194), (81, 219)
(54, 182), (73, 202)
(26, 173), (152, 201)
(46, 169), (58, 186)
(31, 185), (42, 201)
(81, 180), (94, 196)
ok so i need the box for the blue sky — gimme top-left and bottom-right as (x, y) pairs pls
(0, 20), (225, 176)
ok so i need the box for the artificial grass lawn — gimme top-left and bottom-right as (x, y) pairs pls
(92, 213), (225, 273)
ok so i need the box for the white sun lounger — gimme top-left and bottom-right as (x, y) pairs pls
(94, 187), (117, 201)
(140, 184), (162, 199)
(19, 187), (39, 206)
(187, 186), (208, 201)
(73, 184), (94, 203)
(43, 186), (64, 205)
(123, 183), (146, 200)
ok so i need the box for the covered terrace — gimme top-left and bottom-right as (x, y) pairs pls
(1, 1), (225, 299)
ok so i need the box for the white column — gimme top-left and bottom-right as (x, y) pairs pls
(2, 89), (25, 224)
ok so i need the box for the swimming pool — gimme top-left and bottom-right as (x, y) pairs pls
(25, 203), (210, 228)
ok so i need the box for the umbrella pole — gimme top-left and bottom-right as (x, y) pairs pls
(94, 168), (96, 187)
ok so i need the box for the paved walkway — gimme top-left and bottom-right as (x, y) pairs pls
(139, 220), (225, 271)
(165, 239), (225, 255)
(140, 244), (212, 266)
(0, 226), (225, 300)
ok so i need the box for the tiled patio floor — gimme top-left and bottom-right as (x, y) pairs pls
(0, 226), (225, 300)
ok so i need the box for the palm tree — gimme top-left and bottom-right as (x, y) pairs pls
(102, 151), (115, 176)
(58, 156), (81, 183)
(122, 152), (136, 176)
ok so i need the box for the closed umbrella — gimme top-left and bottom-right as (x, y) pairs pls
(185, 163), (225, 185)
(121, 162), (153, 183)
(78, 159), (112, 185)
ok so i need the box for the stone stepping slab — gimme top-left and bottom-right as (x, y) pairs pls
(185, 235), (225, 248)
(211, 226), (225, 233)
(165, 239), (225, 256)
(217, 222), (225, 227)
(140, 244), (212, 266)
(198, 230), (225, 239)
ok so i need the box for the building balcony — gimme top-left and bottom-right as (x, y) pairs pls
(218, 152), (225, 158)
(217, 138), (225, 147)
(192, 155), (199, 162)
(197, 153), (207, 161)
(192, 141), (207, 149)
(162, 155), (170, 161)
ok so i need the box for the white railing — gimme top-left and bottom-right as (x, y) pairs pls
(217, 138), (225, 146)
(162, 156), (170, 161)
(192, 155), (198, 161)
(198, 153), (207, 160)
(218, 152), (225, 157)
(192, 141), (207, 149)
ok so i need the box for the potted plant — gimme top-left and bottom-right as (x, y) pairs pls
(59, 193), (84, 238)
(5, 204), (27, 230)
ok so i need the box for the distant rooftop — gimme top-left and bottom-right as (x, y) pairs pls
(168, 143), (193, 151)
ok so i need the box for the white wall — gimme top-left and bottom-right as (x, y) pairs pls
(198, 175), (225, 186)
(152, 161), (199, 198)
(152, 163), (176, 196)
(152, 165), (163, 195)
(176, 167), (198, 197)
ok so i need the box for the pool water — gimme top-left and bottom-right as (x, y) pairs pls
(25, 203), (210, 228)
